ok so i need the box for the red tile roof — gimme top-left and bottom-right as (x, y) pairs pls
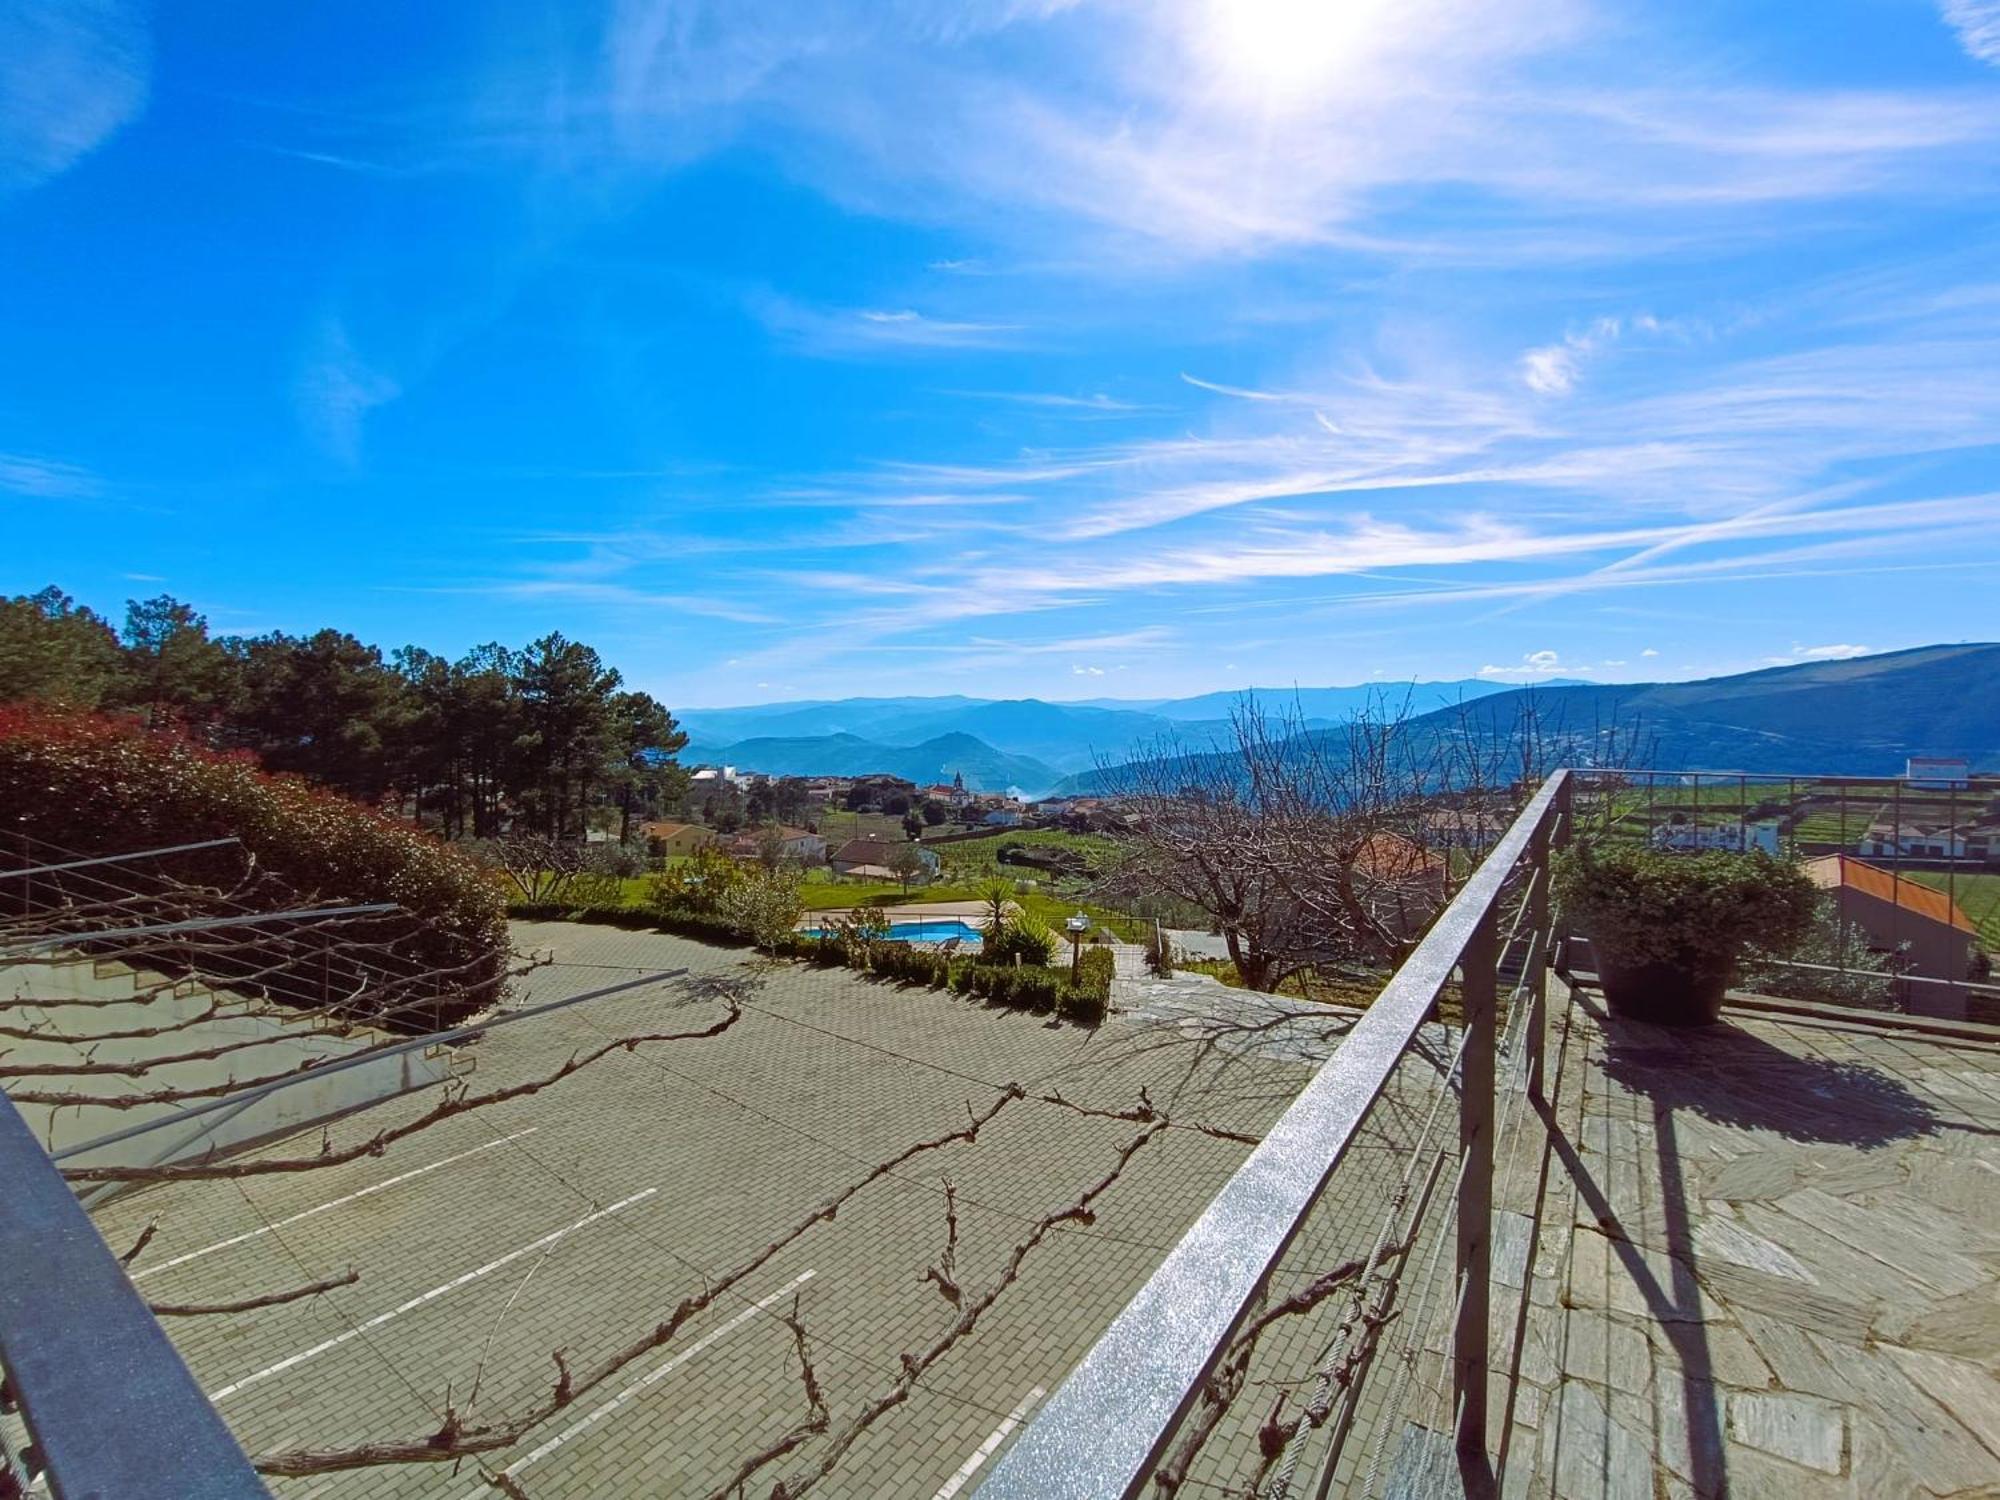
(1805, 855), (1977, 934)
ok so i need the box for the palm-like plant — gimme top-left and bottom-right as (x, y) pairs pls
(977, 877), (1014, 934)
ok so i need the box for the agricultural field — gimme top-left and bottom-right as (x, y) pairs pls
(930, 827), (1124, 881)
(813, 808), (980, 844)
(1582, 777), (1997, 850)
(1905, 870), (2000, 951)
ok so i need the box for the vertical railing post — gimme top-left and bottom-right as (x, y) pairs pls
(1527, 772), (1573, 1102)
(1526, 817), (1552, 1103)
(1454, 904), (1498, 1457)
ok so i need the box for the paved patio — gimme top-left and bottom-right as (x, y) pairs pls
(90, 921), (1335, 1499)
(1492, 989), (2000, 1500)
(1295, 986), (2000, 1500)
(76, 925), (2000, 1497)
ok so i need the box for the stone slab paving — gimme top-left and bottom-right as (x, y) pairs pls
(1490, 991), (2000, 1500)
(1131, 983), (2000, 1500)
(85, 921), (1348, 1499)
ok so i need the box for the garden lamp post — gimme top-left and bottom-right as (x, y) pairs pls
(1066, 911), (1089, 977)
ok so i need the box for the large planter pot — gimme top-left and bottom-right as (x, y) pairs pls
(1596, 954), (1731, 1026)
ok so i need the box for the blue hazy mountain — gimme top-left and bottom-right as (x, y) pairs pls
(1053, 644), (2000, 795)
(677, 678), (1540, 778)
(680, 731), (1061, 795)
(681, 650), (1998, 795)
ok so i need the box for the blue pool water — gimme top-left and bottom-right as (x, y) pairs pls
(804, 919), (985, 945)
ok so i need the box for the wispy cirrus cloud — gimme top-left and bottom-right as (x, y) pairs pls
(939, 388), (1156, 413)
(0, 451), (99, 499)
(296, 319), (401, 465)
(410, 578), (782, 625)
(1941, 0), (2000, 66)
(0, 0), (148, 193)
(749, 292), (1023, 355)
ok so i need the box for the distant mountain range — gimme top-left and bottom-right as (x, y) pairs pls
(1055, 644), (2000, 795)
(679, 677), (1559, 793)
(680, 731), (1061, 793)
(678, 647), (1999, 797)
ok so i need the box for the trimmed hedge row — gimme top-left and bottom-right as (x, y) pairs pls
(1, 706), (507, 1028)
(506, 901), (1110, 1025)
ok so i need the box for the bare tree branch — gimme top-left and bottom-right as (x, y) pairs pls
(701, 1296), (830, 1500)
(249, 1085), (1026, 1476)
(752, 1122), (1169, 1500)
(1148, 1251), (1389, 1494)
(60, 1003), (745, 1182)
(148, 1267), (360, 1318)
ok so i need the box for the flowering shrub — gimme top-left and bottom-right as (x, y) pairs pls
(0, 706), (507, 1026)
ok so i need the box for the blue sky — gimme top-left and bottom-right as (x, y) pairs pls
(5, 0), (1999, 707)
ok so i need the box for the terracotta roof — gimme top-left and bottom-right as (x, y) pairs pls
(1352, 831), (1446, 881)
(1805, 855), (1977, 934)
(640, 821), (705, 839)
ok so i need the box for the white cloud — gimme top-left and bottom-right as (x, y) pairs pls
(1072, 664), (1105, 676)
(455, 0), (2000, 274)
(1790, 642), (1873, 660)
(751, 293), (1023, 354)
(1478, 649), (1579, 680)
(1941, 0), (2000, 66)
(942, 389), (1153, 413)
(297, 320), (400, 465)
(1519, 315), (1688, 395)
(0, 0), (147, 192)
(0, 452), (97, 499)
(1641, 647), (1660, 657)
(1520, 343), (1583, 396)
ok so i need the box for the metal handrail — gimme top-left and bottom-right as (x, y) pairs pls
(0, 838), (242, 881)
(972, 771), (1572, 1499)
(1, 903), (402, 960)
(1571, 767), (1998, 786)
(0, 1095), (270, 1499)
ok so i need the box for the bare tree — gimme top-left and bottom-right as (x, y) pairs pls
(1097, 689), (1611, 991)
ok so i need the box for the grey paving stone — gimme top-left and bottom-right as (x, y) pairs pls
(1725, 1390), (1845, 1474)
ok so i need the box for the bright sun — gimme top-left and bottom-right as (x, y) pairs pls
(1200, 0), (1401, 106)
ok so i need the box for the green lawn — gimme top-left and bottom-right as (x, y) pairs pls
(931, 827), (1123, 881)
(813, 809), (983, 846)
(1904, 870), (2000, 951)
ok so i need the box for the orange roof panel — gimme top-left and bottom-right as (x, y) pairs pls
(1805, 855), (1977, 934)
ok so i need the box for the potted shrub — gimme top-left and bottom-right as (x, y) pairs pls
(1554, 844), (1817, 1025)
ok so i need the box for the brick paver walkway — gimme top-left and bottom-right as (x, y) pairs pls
(89, 922), (1333, 1499)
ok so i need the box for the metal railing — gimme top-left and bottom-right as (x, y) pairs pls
(0, 1093), (271, 1500)
(973, 771), (1574, 1498)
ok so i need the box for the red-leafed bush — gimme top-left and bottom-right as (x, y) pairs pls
(0, 706), (508, 1026)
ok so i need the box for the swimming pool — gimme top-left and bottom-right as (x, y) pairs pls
(803, 918), (986, 945)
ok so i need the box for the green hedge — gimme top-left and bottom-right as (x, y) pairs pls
(509, 900), (806, 953)
(1061, 946), (1114, 1025)
(501, 899), (1111, 1026)
(0, 706), (507, 1028)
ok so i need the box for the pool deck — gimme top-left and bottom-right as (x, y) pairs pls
(797, 900), (1004, 930)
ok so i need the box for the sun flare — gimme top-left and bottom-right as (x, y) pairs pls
(1199, 0), (1402, 105)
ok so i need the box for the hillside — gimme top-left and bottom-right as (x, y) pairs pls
(676, 677), (1558, 775)
(1055, 644), (2000, 794)
(684, 731), (1060, 794)
(1093, 677), (1578, 722)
